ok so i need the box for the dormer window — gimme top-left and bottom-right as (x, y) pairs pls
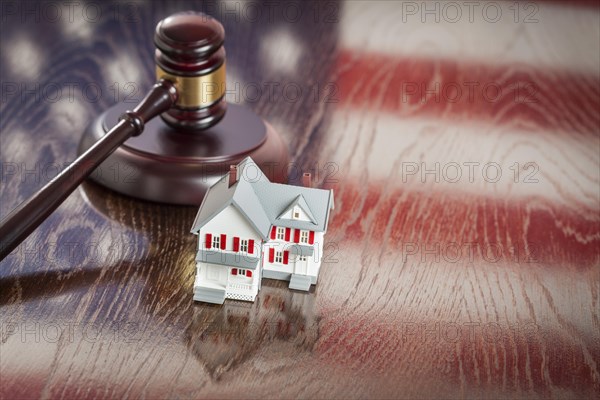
(276, 194), (318, 224)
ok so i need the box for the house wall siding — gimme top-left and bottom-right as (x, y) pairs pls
(195, 205), (263, 297)
(308, 231), (325, 277)
(198, 205), (263, 256)
(262, 230), (327, 279)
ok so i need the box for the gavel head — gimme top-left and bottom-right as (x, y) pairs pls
(154, 11), (226, 131)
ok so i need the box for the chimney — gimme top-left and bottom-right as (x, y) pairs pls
(302, 172), (311, 188)
(229, 165), (237, 187)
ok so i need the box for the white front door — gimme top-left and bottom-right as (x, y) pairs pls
(207, 264), (226, 286)
(295, 256), (308, 275)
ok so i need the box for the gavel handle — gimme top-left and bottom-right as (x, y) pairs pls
(0, 80), (177, 261)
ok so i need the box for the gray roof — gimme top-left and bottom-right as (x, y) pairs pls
(191, 157), (334, 238)
(189, 161), (271, 239)
(287, 244), (314, 257)
(196, 250), (260, 270)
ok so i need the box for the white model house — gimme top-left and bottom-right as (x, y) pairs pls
(190, 157), (335, 304)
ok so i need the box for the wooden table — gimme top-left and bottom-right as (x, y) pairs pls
(1, 1), (598, 398)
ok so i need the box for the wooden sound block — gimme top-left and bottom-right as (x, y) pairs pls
(78, 102), (289, 205)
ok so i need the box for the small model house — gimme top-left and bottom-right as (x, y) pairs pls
(190, 157), (335, 304)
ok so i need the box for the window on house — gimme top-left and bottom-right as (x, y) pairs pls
(275, 251), (283, 264)
(276, 227), (285, 240)
(298, 255), (307, 262)
(240, 239), (248, 253)
(293, 210), (300, 219)
(212, 235), (220, 249)
(232, 268), (252, 277)
(300, 230), (309, 244)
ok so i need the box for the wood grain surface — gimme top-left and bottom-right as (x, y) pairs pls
(1, 1), (599, 399)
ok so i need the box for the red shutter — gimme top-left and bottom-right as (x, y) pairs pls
(220, 234), (226, 250)
(309, 231), (315, 244)
(269, 248), (275, 263)
(246, 270), (252, 278)
(233, 237), (240, 252)
(205, 233), (212, 249)
(270, 226), (276, 239)
(231, 268), (237, 275)
(294, 229), (300, 243)
(283, 251), (289, 264)
(285, 228), (291, 241)
(248, 239), (255, 254)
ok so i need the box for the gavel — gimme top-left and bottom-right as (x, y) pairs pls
(0, 11), (288, 261)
